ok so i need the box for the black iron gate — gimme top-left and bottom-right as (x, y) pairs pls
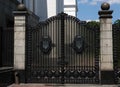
(26, 13), (100, 84)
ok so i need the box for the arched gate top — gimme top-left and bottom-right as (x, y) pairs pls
(36, 12), (86, 27)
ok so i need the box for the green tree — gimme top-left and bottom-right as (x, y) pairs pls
(86, 21), (100, 28)
(114, 19), (120, 26)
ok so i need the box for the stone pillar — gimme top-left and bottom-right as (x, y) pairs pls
(13, 4), (27, 83)
(98, 3), (114, 84)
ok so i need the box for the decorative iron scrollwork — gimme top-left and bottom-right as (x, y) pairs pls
(73, 70), (79, 78)
(87, 71), (96, 78)
(72, 35), (84, 53)
(47, 71), (53, 78)
(40, 36), (52, 54)
(55, 70), (61, 77)
(65, 70), (73, 78)
(116, 71), (120, 78)
(80, 71), (86, 78)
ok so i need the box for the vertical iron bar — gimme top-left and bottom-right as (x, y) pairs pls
(60, 13), (65, 84)
(56, 17), (58, 83)
(58, 15), (60, 83)
(52, 18), (55, 83)
(0, 27), (2, 67)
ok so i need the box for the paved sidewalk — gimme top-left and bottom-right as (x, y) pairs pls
(8, 84), (118, 87)
(8, 84), (54, 87)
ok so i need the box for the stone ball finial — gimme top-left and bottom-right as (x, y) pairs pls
(101, 2), (110, 10)
(17, 4), (26, 11)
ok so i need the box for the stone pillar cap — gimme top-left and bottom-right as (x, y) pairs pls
(101, 2), (110, 10)
(98, 2), (113, 18)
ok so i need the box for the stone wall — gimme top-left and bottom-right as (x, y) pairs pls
(27, 10), (39, 27)
(0, 0), (19, 28)
(0, 0), (19, 68)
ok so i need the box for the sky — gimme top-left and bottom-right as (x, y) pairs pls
(77, 0), (120, 23)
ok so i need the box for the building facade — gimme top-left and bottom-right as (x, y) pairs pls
(64, 0), (77, 16)
(0, 0), (19, 68)
(0, 0), (19, 86)
(18, 0), (77, 21)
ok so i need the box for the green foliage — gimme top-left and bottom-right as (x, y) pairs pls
(86, 21), (100, 28)
(114, 19), (120, 26)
